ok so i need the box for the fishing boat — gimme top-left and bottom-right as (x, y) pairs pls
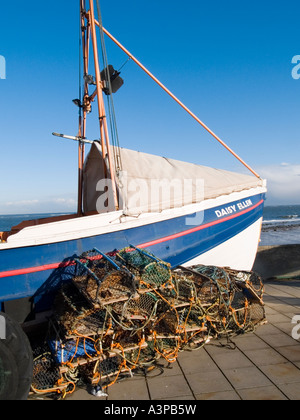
(0, 0), (266, 312)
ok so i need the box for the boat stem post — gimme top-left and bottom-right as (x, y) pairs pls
(87, 0), (119, 210)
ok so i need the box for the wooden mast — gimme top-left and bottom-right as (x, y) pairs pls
(77, 0), (89, 215)
(77, 0), (119, 215)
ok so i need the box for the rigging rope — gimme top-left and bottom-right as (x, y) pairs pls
(78, 5), (83, 121)
(94, 0), (122, 177)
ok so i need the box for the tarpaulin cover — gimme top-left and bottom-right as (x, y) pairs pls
(83, 143), (263, 214)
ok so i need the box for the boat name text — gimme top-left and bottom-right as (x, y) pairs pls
(215, 199), (253, 218)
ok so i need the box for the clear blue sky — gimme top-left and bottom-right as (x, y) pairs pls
(0, 0), (300, 214)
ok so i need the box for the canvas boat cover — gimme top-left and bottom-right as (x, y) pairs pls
(83, 143), (263, 214)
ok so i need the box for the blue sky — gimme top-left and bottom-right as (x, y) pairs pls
(0, 0), (300, 214)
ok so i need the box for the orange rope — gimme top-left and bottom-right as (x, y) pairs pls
(100, 25), (261, 179)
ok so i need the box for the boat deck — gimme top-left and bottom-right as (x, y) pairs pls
(48, 277), (300, 401)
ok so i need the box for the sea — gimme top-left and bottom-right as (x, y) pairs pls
(0, 206), (300, 246)
(260, 205), (300, 246)
(0, 213), (70, 232)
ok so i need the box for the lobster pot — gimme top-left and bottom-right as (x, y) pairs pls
(79, 355), (125, 386)
(127, 339), (159, 368)
(249, 303), (266, 325)
(156, 307), (179, 335)
(72, 249), (136, 307)
(117, 247), (171, 288)
(53, 283), (112, 336)
(118, 293), (158, 320)
(74, 249), (117, 281)
(31, 345), (61, 393)
(174, 275), (197, 301)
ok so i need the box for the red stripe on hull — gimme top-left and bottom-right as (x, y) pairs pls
(0, 199), (264, 279)
(138, 199), (264, 248)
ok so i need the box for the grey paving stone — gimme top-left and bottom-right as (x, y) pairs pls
(260, 363), (300, 385)
(267, 313), (293, 325)
(222, 366), (273, 390)
(261, 333), (298, 348)
(185, 370), (233, 395)
(244, 348), (287, 366)
(147, 374), (193, 400)
(255, 323), (282, 336)
(209, 349), (253, 370)
(278, 382), (300, 400)
(177, 347), (218, 374)
(275, 321), (297, 335)
(234, 334), (270, 351)
(196, 390), (241, 400)
(276, 345), (300, 363)
(107, 377), (150, 400)
(238, 386), (288, 400)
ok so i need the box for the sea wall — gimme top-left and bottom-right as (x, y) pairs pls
(253, 244), (300, 280)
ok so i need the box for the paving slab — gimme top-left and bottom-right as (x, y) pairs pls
(277, 346), (300, 362)
(233, 334), (270, 351)
(261, 333), (298, 349)
(243, 348), (287, 366)
(237, 385), (288, 400)
(195, 390), (241, 400)
(184, 370), (233, 395)
(106, 377), (150, 401)
(259, 363), (300, 385)
(147, 374), (193, 400)
(278, 382), (300, 400)
(177, 348), (219, 374)
(205, 347), (253, 370)
(222, 366), (273, 390)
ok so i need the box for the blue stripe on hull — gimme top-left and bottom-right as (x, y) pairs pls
(0, 193), (265, 302)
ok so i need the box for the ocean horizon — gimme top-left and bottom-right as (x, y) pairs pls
(0, 205), (300, 246)
(260, 204), (300, 246)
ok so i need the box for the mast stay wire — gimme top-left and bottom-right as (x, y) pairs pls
(99, 25), (261, 180)
(118, 57), (132, 73)
(95, 0), (123, 178)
